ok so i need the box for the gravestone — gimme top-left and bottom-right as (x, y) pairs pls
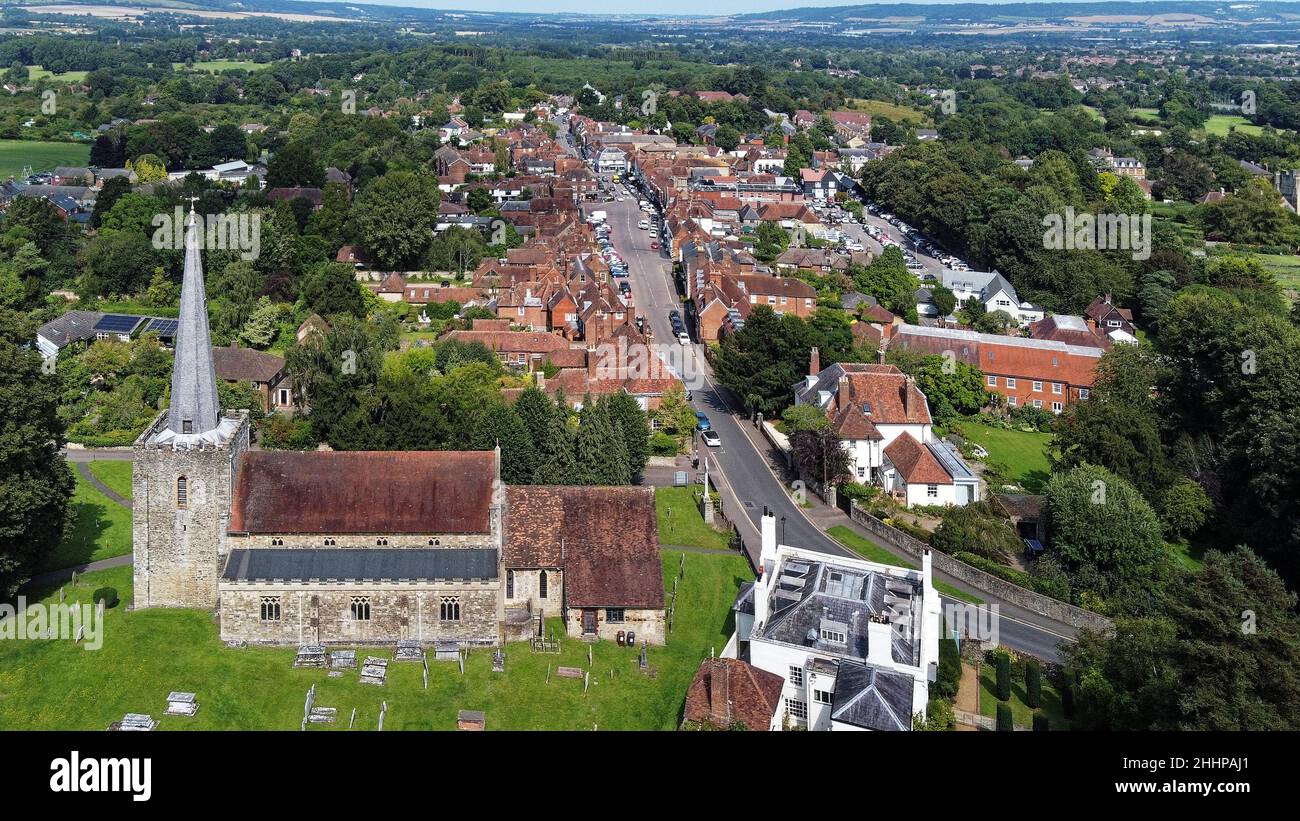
(112, 713), (157, 731)
(329, 649), (357, 669)
(457, 710), (485, 731)
(164, 692), (198, 717)
(395, 639), (423, 662)
(294, 644), (327, 668)
(360, 656), (389, 686)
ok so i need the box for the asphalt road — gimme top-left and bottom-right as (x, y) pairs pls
(588, 191), (1074, 661)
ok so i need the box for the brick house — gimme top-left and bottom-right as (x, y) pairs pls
(211, 343), (294, 413)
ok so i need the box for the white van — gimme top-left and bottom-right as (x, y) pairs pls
(638, 219), (650, 230)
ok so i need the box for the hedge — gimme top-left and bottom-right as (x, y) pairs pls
(1025, 659), (1042, 709)
(996, 702), (1013, 732)
(995, 654), (1012, 702)
(1033, 713), (1049, 732)
(953, 550), (1072, 602)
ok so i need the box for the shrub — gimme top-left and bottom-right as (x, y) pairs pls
(935, 638), (961, 700)
(260, 415), (316, 450)
(649, 431), (678, 457)
(995, 654), (1012, 701)
(1009, 404), (1055, 431)
(1033, 713), (1050, 732)
(92, 587), (119, 609)
(996, 702), (1013, 731)
(1061, 680), (1076, 718)
(916, 698), (954, 731)
(1025, 659), (1042, 709)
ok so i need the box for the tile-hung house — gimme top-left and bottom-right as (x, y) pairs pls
(503, 485), (666, 644)
(729, 512), (940, 730)
(792, 354), (933, 484)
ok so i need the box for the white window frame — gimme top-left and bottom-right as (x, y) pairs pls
(987, 375), (997, 387)
(788, 665), (804, 687)
(1032, 380), (1043, 392)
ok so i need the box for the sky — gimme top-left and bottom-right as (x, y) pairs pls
(338, 0), (1007, 17)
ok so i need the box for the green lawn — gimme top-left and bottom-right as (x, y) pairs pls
(1168, 540), (1206, 571)
(88, 461), (133, 501)
(26, 65), (89, 82)
(978, 661), (1067, 730)
(0, 549), (751, 730)
(956, 419), (1053, 493)
(1200, 114), (1265, 137)
(827, 525), (982, 604)
(1255, 253), (1300, 294)
(172, 60), (274, 73)
(655, 486), (734, 551)
(0, 139), (91, 179)
(39, 468), (133, 572)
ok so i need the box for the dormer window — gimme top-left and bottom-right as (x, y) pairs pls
(820, 628), (846, 645)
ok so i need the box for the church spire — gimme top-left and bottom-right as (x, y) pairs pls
(165, 204), (221, 438)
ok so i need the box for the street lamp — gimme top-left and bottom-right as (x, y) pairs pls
(780, 516), (786, 547)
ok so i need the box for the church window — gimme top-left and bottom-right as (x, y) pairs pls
(506, 570), (514, 599)
(176, 476), (188, 509)
(260, 597), (281, 621)
(324, 538), (336, 546)
(539, 570), (548, 599)
(440, 597), (461, 621)
(271, 538), (284, 546)
(376, 538), (389, 546)
(350, 597), (371, 621)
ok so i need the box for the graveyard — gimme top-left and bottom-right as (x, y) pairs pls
(0, 551), (752, 731)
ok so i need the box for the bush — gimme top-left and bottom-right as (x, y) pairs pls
(996, 702), (1013, 731)
(995, 654), (1012, 701)
(1025, 659), (1042, 709)
(1032, 713), (1050, 732)
(260, 415), (316, 450)
(954, 551), (1073, 603)
(649, 431), (678, 457)
(1008, 404), (1055, 431)
(1060, 680), (1076, 718)
(916, 698), (954, 731)
(935, 638), (961, 700)
(92, 587), (119, 609)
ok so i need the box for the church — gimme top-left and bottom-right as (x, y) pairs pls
(131, 209), (665, 647)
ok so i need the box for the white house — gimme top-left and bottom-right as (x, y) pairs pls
(593, 146), (627, 175)
(729, 510), (941, 731)
(793, 354), (933, 484)
(934, 269), (1043, 326)
(881, 433), (981, 507)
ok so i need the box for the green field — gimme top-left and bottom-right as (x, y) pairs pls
(0, 548), (752, 730)
(0, 139), (91, 178)
(655, 486), (734, 551)
(172, 60), (274, 73)
(827, 525), (982, 604)
(956, 419), (1053, 493)
(88, 460), (133, 501)
(846, 98), (931, 125)
(1255, 253), (1300, 293)
(1201, 114), (1265, 137)
(40, 466), (133, 572)
(26, 66), (89, 82)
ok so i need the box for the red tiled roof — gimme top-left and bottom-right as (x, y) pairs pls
(546, 486), (664, 608)
(211, 344), (284, 384)
(884, 432), (951, 485)
(229, 451), (496, 534)
(683, 657), (783, 731)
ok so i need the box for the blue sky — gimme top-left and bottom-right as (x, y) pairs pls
(341, 0), (988, 16)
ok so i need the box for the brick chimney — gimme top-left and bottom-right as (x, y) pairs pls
(809, 346), (820, 376)
(586, 346), (598, 378)
(903, 375), (914, 417)
(708, 659), (732, 725)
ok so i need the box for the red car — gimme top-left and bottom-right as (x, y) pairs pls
(650, 241), (659, 250)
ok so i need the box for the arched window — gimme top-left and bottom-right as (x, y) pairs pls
(506, 570), (514, 600)
(539, 570), (548, 599)
(176, 476), (188, 509)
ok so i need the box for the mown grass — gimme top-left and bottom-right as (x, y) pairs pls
(0, 549), (752, 730)
(655, 486), (734, 551)
(978, 661), (1067, 730)
(88, 461), (133, 501)
(0, 139), (91, 178)
(39, 468), (133, 572)
(956, 419), (1053, 493)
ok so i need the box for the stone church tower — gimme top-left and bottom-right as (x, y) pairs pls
(132, 208), (249, 610)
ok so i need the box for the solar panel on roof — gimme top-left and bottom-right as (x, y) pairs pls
(146, 317), (179, 337)
(93, 314), (144, 334)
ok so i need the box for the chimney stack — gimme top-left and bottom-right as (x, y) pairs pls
(809, 346), (820, 376)
(903, 376), (914, 417)
(586, 346), (598, 378)
(534, 368), (546, 392)
(708, 659), (732, 726)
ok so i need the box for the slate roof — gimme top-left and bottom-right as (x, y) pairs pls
(222, 548), (499, 583)
(229, 451), (496, 534)
(830, 661), (914, 731)
(762, 555), (920, 666)
(37, 310), (103, 348)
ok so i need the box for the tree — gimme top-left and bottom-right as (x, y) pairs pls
(930, 501), (1021, 562)
(780, 404), (830, 433)
(351, 171), (440, 270)
(912, 355), (988, 422)
(607, 390), (650, 478)
(299, 261), (365, 319)
(790, 427), (852, 489)
(1025, 659), (1042, 709)
(532, 397), (577, 484)
(0, 310), (74, 595)
(931, 284), (957, 319)
(471, 403), (536, 485)
(995, 654), (1012, 701)
(995, 702), (1013, 731)
(1161, 478), (1211, 540)
(1044, 464), (1165, 599)
(266, 141), (325, 188)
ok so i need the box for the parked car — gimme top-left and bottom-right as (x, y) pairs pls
(650, 240), (659, 250)
(700, 429), (721, 447)
(677, 330), (691, 346)
(694, 411), (712, 431)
